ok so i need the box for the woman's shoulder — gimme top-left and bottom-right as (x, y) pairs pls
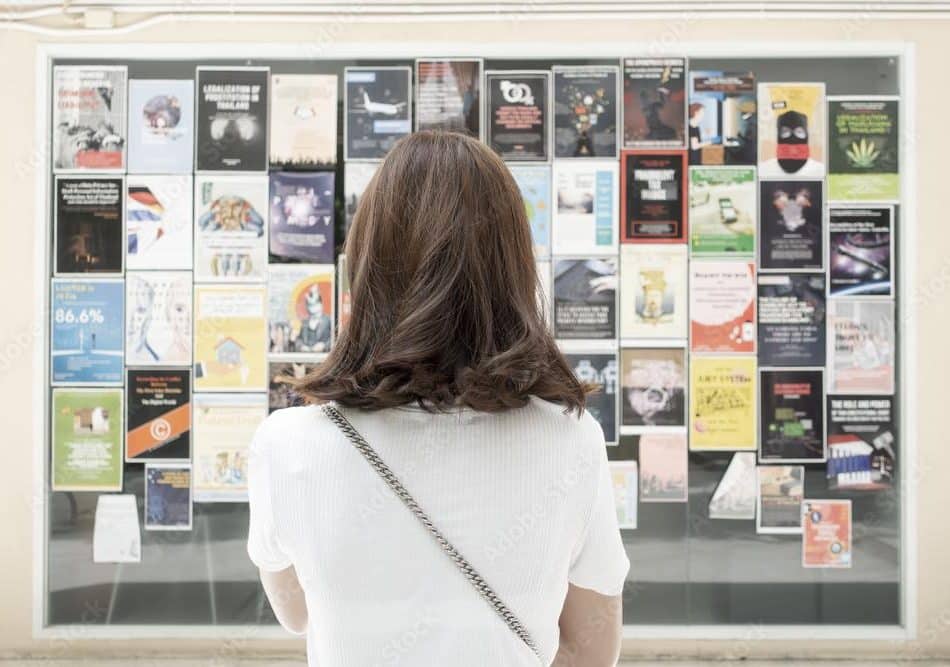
(523, 397), (606, 448)
(253, 404), (333, 448)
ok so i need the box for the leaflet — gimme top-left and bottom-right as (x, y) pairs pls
(93, 495), (141, 563)
(802, 500), (852, 568)
(609, 461), (639, 529)
(192, 393), (267, 502)
(826, 395), (895, 491)
(344, 162), (379, 238)
(145, 464), (193, 531)
(708, 452), (757, 520)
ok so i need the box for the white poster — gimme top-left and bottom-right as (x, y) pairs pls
(552, 160), (619, 256)
(126, 271), (193, 366)
(194, 175), (268, 282)
(126, 175), (193, 270)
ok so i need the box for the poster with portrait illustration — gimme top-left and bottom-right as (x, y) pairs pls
(758, 82), (825, 179)
(195, 67), (269, 172)
(269, 361), (319, 413)
(269, 171), (335, 263)
(622, 58), (686, 148)
(486, 71), (550, 161)
(126, 175), (193, 271)
(125, 271), (193, 366)
(128, 79), (193, 173)
(619, 244), (688, 339)
(415, 59), (482, 138)
(553, 257), (617, 340)
(53, 66), (127, 172)
(267, 264), (335, 357)
(619, 346), (686, 431)
(758, 179), (824, 271)
(194, 175), (268, 282)
(345, 66), (412, 160)
(553, 66), (618, 158)
(688, 71), (756, 165)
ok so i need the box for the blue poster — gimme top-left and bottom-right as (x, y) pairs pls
(269, 171), (336, 263)
(51, 279), (124, 385)
(127, 79), (195, 174)
(509, 165), (551, 258)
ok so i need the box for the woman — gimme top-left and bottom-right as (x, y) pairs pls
(247, 131), (630, 666)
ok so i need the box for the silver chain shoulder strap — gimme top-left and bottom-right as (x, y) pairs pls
(321, 403), (542, 663)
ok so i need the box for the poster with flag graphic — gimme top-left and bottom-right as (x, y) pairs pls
(126, 175), (193, 270)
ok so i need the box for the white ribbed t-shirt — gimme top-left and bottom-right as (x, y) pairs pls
(247, 396), (630, 667)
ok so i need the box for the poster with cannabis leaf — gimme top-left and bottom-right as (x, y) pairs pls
(829, 96), (899, 202)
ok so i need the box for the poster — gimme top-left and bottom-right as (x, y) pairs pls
(338, 254), (352, 332)
(267, 264), (335, 356)
(193, 284), (267, 392)
(269, 361), (318, 412)
(126, 175), (193, 271)
(757, 273), (826, 367)
(688, 166), (756, 255)
(194, 175), (268, 281)
(486, 71), (550, 161)
(829, 299), (895, 394)
(829, 205), (894, 298)
(537, 260), (552, 326)
(51, 387), (123, 492)
(552, 160), (618, 255)
(759, 368), (825, 463)
(619, 346), (686, 431)
(553, 258), (617, 340)
(344, 162), (379, 238)
(192, 393), (266, 502)
(195, 67), (269, 172)
(688, 71), (756, 165)
(51, 279), (124, 385)
(756, 465), (804, 534)
(689, 356), (756, 451)
(622, 58), (686, 148)
(126, 368), (191, 462)
(269, 73), (338, 169)
(53, 65), (127, 171)
(758, 82), (826, 179)
(344, 66), (412, 160)
(619, 244), (688, 340)
(145, 464), (193, 531)
(621, 150), (687, 242)
(415, 58), (482, 138)
(828, 96), (899, 202)
(55, 176), (124, 275)
(93, 495), (140, 563)
(708, 452), (757, 520)
(509, 165), (551, 258)
(269, 171), (335, 263)
(127, 79), (194, 173)
(564, 351), (617, 445)
(125, 271), (192, 366)
(758, 179), (824, 271)
(639, 433), (688, 502)
(802, 500), (852, 568)
(827, 395), (896, 491)
(552, 66), (618, 158)
(689, 261), (756, 353)
(610, 461), (638, 529)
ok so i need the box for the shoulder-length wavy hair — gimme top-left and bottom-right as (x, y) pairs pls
(295, 130), (590, 414)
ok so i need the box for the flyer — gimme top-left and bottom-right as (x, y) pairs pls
(758, 82), (826, 179)
(609, 461), (639, 529)
(757, 273), (826, 367)
(829, 299), (895, 394)
(564, 351), (617, 444)
(826, 395), (896, 491)
(54, 176), (124, 275)
(194, 174), (268, 281)
(756, 465), (804, 534)
(689, 356), (756, 451)
(639, 433), (688, 502)
(269, 171), (335, 263)
(192, 393), (267, 502)
(552, 160), (618, 256)
(553, 258), (617, 340)
(269, 361), (318, 412)
(145, 464), (193, 531)
(687, 71), (756, 165)
(267, 264), (335, 356)
(619, 244), (688, 340)
(127, 79), (194, 173)
(688, 166), (756, 256)
(708, 452), (757, 520)
(622, 57), (686, 148)
(829, 205), (894, 298)
(93, 495), (140, 563)
(344, 162), (379, 238)
(689, 261), (756, 353)
(269, 73), (338, 169)
(195, 67), (269, 171)
(621, 150), (687, 242)
(828, 96), (899, 202)
(126, 174), (193, 271)
(552, 65), (619, 158)
(51, 387), (124, 492)
(759, 179), (824, 271)
(802, 500), (852, 568)
(125, 271), (192, 366)
(485, 71), (550, 161)
(193, 284), (268, 392)
(619, 346), (686, 431)
(344, 66), (412, 160)
(759, 368), (826, 463)
(338, 254), (352, 332)
(126, 368), (191, 462)
(51, 278), (124, 385)
(509, 165), (551, 258)
(53, 65), (127, 171)
(415, 59), (482, 138)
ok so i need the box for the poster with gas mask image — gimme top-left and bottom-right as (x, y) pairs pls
(195, 67), (269, 172)
(758, 83), (825, 179)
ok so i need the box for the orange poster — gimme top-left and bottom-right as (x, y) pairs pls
(802, 499), (852, 568)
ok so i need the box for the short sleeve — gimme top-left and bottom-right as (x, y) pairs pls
(247, 421), (293, 572)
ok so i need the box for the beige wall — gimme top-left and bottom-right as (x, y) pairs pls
(1, 12), (948, 660)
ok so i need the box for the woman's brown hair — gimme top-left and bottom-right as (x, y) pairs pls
(295, 130), (590, 414)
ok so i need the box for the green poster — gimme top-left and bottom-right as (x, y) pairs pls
(52, 388), (124, 492)
(688, 166), (756, 256)
(828, 97), (899, 202)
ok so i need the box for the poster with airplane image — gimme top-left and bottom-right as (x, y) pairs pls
(344, 66), (412, 161)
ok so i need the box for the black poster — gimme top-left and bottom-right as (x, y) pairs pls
(826, 395), (896, 491)
(619, 347), (686, 428)
(565, 352), (617, 445)
(486, 71), (549, 161)
(757, 273), (826, 366)
(195, 67), (269, 172)
(126, 368), (191, 461)
(553, 258), (617, 339)
(622, 151), (687, 241)
(345, 66), (412, 160)
(415, 59), (481, 138)
(622, 57), (686, 148)
(553, 66), (618, 158)
(759, 369), (825, 463)
(759, 180), (824, 270)
(54, 176), (124, 274)
(829, 206), (894, 297)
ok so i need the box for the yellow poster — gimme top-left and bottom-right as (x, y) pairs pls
(193, 284), (268, 392)
(192, 393), (267, 502)
(689, 356), (756, 451)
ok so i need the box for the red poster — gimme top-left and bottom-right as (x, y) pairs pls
(802, 500), (852, 568)
(689, 260), (756, 353)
